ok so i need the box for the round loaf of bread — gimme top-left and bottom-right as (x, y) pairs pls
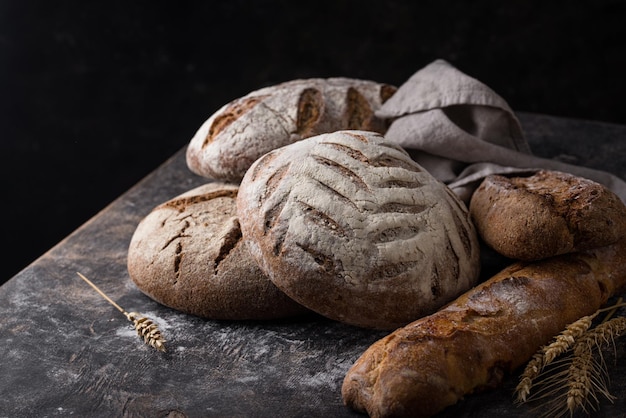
(236, 130), (481, 329)
(186, 77), (397, 182)
(469, 170), (626, 261)
(127, 182), (307, 320)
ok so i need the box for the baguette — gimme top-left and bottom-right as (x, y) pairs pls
(341, 239), (626, 418)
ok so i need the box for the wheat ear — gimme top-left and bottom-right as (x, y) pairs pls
(76, 272), (167, 352)
(515, 313), (597, 403)
(515, 352), (545, 403)
(563, 316), (626, 415)
(515, 300), (626, 416)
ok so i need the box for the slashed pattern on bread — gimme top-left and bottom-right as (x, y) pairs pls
(127, 182), (307, 320)
(342, 238), (626, 418)
(186, 78), (397, 182)
(236, 130), (481, 329)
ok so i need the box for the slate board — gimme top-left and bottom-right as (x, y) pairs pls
(1, 112), (626, 417)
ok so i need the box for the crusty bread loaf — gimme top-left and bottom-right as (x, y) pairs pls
(341, 238), (626, 418)
(236, 130), (481, 329)
(186, 77), (396, 182)
(127, 182), (307, 320)
(470, 170), (626, 261)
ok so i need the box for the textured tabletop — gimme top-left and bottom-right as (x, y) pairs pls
(1, 113), (625, 417)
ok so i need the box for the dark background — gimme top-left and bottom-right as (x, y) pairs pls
(1, 1), (625, 284)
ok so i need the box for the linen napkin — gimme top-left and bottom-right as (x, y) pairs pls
(377, 59), (626, 203)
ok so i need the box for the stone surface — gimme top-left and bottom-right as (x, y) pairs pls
(1, 113), (625, 417)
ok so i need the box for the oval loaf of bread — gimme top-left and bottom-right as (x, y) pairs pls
(127, 182), (307, 320)
(186, 77), (397, 182)
(470, 170), (626, 261)
(236, 130), (481, 329)
(342, 238), (626, 418)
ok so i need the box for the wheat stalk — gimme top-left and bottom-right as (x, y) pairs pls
(515, 352), (545, 403)
(566, 340), (602, 415)
(562, 317), (626, 415)
(544, 314), (597, 365)
(76, 272), (167, 352)
(515, 300), (626, 416)
(515, 313), (597, 404)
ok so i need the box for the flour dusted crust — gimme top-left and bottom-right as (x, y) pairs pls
(469, 170), (626, 261)
(186, 78), (397, 182)
(236, 130), (481, 329)
(127, 182), (307, 320)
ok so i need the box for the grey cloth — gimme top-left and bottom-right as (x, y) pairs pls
(378, 59), (626, 203)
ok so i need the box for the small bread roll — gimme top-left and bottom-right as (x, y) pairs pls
(127, 182), (307, 320)
(469, 170), (626, 261)
(186, 78), (396, 182)
(236, 130), (481, 329)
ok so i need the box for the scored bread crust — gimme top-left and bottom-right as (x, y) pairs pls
(186, 78), (397, 182)
(127, 182), (307, 320)
(470, 170), (626, 261)
(341, 238), (626, 418)
(236, 130), (481, 329)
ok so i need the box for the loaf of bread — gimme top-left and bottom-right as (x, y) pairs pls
(470, 170), (626, 260)
(127, 182), (307, 320)
(236, 130), (481, 329)
(341, 238), (626, 418)
(186, 77), (397, 182)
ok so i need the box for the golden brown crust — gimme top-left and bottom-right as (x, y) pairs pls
(469, 170), (626, 260)
(342, 239), (626, 418)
